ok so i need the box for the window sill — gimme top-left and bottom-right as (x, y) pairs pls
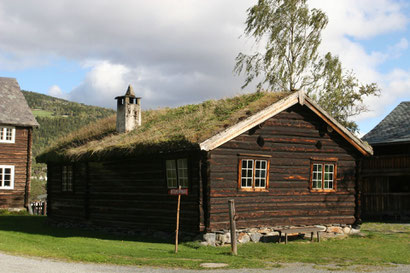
(310, 189), (336, 193)
(239, 188), (269, 192)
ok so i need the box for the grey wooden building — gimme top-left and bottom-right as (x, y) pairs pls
(361, 101), (410, 220)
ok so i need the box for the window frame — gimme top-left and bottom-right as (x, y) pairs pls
(309, 158), (337, 192)
(165, 158), (189, 189)
(238, 155), (270, 192)
(0, 165), (15, 190)
(0, 126), (16, 144)
(61, 165), (74, 192)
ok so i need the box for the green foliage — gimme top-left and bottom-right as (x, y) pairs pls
(308, 53), (380, 132)
(235, 0), (328, 91)
(235, 0), (380, 132)
(29, 178), (47, 201)
(0, 218), (408, 269)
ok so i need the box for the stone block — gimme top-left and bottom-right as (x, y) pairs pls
(327, 226), (343, 234)
(343, 227), (351, 234)
(203, 233), (216, 246)
(216, 233), (230, 245)
(238, 233), (250, 244)
(350, 228), (361, 234)
(250, 232), (262, 243)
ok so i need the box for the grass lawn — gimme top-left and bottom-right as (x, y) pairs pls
(32, 109), (54, 118)
(0, 214), (409, 269)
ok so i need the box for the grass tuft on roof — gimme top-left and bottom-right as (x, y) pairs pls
(37, 91), (290, 162)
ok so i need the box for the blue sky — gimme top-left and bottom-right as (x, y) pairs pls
(0, 0), (409, 135)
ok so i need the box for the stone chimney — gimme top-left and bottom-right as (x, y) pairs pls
(115, 85), (141, 133)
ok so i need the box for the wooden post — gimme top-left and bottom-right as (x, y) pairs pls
(228, 199), (237, 256)
(175, 186), (182, 253)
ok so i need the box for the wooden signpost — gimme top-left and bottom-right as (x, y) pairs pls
(169, 186), (188, 253)
(228, 199), (237, 255)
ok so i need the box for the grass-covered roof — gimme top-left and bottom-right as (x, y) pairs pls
(37, 91), (290, 162)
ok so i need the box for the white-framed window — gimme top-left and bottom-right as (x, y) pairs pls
(166, 158), (188, 188)
(62, 165), (73, 192)
(311, 162), (336, 191)
(0, 165), (14, 190)
(0, 127), (15, 143)
(239, 159), (269, 191)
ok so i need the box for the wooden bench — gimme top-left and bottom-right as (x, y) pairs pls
(274, 227), (324, 244)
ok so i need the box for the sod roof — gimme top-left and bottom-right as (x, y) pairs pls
(37, 91), (291, 162)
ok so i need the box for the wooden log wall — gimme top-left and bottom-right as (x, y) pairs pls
(361, 143), (410, 220)
(0, 127), (31, 209)
(47, 153), (202, 232)
(207, 104), (361, 231)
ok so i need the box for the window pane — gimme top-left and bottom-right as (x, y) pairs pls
(254, 160), (267, 188)
(241, 178), (247, 187)
(166, 160), (177, 188)
(177, 159), (189, 188)
(242, 160), (247, 168)
(324, 164), (334, 190)
(6, 128), (12, 140)
(312, 164), (322, 189)
(0, 166), (13, 188)
(240, 160), (253, 188)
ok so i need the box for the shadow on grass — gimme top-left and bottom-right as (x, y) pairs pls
(0, 215), (179, 245)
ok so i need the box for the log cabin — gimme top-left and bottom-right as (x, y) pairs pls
(0, 77), (39, 210)
(361, 102), (410, 221)
(37, 87), (373, 233)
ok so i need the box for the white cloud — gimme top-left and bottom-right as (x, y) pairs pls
(47, 85), (67, 99)
(0, 0), (409, 133)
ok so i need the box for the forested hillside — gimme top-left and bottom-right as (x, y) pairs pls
(22, 91), (115, 199)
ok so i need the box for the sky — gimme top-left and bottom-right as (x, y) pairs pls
(0, 0), (409, 135)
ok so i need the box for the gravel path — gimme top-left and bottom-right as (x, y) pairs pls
(1, 252), (409, 273)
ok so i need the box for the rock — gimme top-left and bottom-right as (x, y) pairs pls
(327, 226), (343, 234)
(200, 263), (228, 268)
(266, 231), (279, 236)
(248, 228), (259, 233)
(203, 233), (216, 246)
(343, 227), (351, 234)
(350, 228), (360, 234)
(258, 228), (271, 234)
(250, 232), (262, 243)
(315, 225), (326, 231)
(238, 233), (250, 244)
(216, 233), (230, 245)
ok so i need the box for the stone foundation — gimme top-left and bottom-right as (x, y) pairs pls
(201, 224), (361, 246)
(47, 220), (361, 246)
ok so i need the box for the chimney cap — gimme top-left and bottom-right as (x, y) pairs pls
(115, 84), (141, 100)
(125, 84), (135, 97)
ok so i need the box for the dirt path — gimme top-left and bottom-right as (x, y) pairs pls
(0, 252), (409, 273)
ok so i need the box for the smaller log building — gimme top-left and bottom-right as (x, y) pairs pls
(361, 102), (410, 221)
(38, 88), (373, 233)
(0, 77), (39, 210)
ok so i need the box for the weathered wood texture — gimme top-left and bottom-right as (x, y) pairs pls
(47, 153), (202, 232)
(361, 143), (410, 220)
(0, 127), (31, 209)
(207, 104), (361, 231)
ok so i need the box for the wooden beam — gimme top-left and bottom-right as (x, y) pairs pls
(200, 93), (299, 151)
(303, 98), (373, 156)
